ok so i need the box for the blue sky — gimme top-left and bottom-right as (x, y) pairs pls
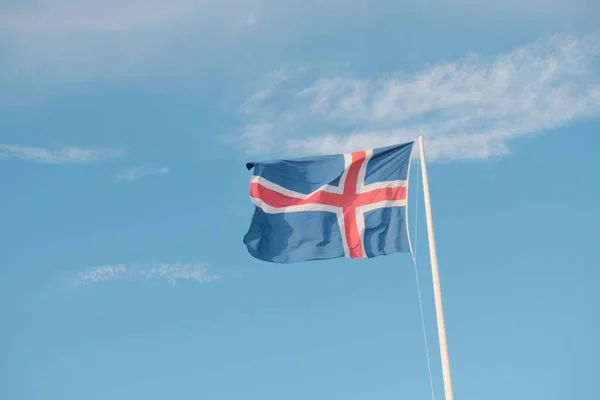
(1, 1), (599, 399)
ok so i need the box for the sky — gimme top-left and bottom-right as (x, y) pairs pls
(1, 1), (599, 399)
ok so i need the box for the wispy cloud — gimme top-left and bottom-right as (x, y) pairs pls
(1, 0), (593, 97)
(0, 0), (258, 85)
(74, 261), (221, 286)
(74, 264), (128, 285)
(237, 33), (600, 162)
(239, 67), (310, 115)
(0, 144), (125, 164)
(115, 164), (169, 182)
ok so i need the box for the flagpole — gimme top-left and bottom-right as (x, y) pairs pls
(417, 135), (455, 400)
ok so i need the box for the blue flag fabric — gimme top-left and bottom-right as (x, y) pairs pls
(243, 141), (415, 263)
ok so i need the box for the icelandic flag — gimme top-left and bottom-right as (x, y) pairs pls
(243, 141), (415, 263)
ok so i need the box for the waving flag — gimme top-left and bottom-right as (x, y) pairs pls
(243, 141), (414, 263)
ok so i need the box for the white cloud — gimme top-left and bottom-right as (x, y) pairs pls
(116, 164), (169, 182)
(0, 0), (594, 92)
(74, 261), (221, 286)
(237, 123), (275, 153)
(139, 262), (221, 286)
(75, 264), (127, 285)
(237, 33), (600, 162)
(0, 144), (125, 164)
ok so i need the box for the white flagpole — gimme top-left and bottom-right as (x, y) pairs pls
(417, 135), (455, 400)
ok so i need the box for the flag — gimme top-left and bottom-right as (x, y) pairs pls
(243, 141), (415, 263)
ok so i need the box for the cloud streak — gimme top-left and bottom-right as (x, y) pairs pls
(1, 1), (593, 96)
(115, 164), (169, 182)
(237, 33), (600, 162)
(74, 262), (221, 286)
(75, 264), (128, 285)
(0, 144), (125, 164)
